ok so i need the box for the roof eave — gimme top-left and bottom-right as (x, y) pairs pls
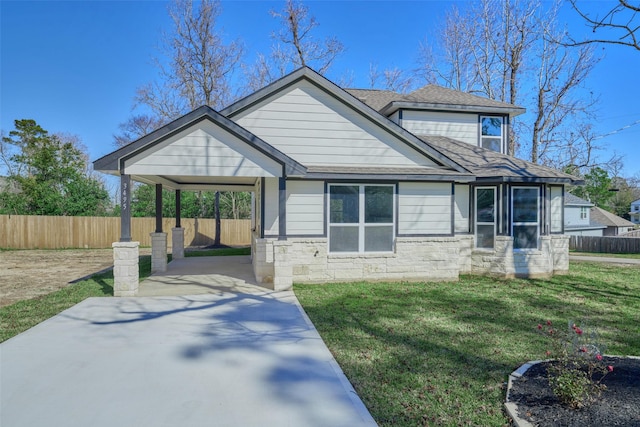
(300, 172), (476, 182)
(474, 176), (583, 185)
(379, 101), (526, 117)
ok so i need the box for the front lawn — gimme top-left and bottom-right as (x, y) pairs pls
(294, 263), (640, 426)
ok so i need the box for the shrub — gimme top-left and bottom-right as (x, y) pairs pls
(537, 320), (612, 408)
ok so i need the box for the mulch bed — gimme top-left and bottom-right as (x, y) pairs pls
(508, 357), (640, 426)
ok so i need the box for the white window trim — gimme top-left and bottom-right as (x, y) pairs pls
(479, 115), (505, 154)
(511, 186), (540, 251)
(475, 186), (496, 249)
(327, 183), (396, 254)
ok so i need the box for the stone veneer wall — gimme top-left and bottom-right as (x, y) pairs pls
(251, 234), (570, 287)
(471, 235), (568, 279)
(285, 237), (461, 283)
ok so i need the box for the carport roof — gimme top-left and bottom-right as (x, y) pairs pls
(93, 106), (308, 180)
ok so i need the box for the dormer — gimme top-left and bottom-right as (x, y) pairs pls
(347, 85), (525, 155)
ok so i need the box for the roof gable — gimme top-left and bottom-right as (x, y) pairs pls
(93, 106), (306, 179)
(222, 67), (469, 174)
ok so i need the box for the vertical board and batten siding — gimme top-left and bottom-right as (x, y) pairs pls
(234, 80), (442, 169)
(124, 121), (281, 177)
(286, 181), (324, 235)
(0, 216), (251, 249)
(401, 111), (478, 146)
(454, 184), (470, 233)
(550, 187), (563, 233)
(263, 178), (280, 236)
(398, 182), (452, 234)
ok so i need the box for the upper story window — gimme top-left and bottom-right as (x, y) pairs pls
(480, 116), (504, 153)
(328, 184), (395, 253)
(580, 207), (588, 219)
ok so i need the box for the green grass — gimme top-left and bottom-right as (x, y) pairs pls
(571, 251), (640, 259)
(0, 247), (249, 343)
(294, 263), (640, 426)
(185, 246), (250, 257)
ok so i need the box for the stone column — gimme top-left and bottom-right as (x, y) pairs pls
(112, 241), (139, 297)
(150, 232), (168, 273)
(551, 235), (570, 275)
(273, 240), (293, 291)
(172, 227), (185, 259)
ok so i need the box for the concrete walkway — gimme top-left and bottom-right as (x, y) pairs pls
(1, 291), (377, 426)
(138, 255), (271, 296)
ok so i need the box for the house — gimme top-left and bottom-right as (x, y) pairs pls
(591, 206), (636, 236)
(94, 67), (581, 296)
(563, 193), (606, 236)
(630, 199), (640, 225)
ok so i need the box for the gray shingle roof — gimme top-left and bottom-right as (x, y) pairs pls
(590, 206), (636, 227)
(564, 193), (594, 206)
(345, 89), (401, 111)
(418, 135), (582, 184)
(346, 85), (525, 116)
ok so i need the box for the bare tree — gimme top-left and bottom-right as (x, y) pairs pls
(420, 0), (602, 168)
(244, 0), (345, 91)
(566, 0), (640, 51)
(135, 0), (244, 122)
(530, 21), (599, 164)
(368, 63), (414, 93)
(113, 114), (166, 148)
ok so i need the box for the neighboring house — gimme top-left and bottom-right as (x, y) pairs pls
(630, 199), (640, 225)
(590, 206), (636, 236)
(94, 67), (581, 294)
(563, 193), (606, 236)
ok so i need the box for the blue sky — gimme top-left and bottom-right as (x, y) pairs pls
(2, 0), (639, 180)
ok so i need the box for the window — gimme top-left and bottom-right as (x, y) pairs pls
(512, 187), (539, 250)
(328, 184), (394, 253)
(475, 187), (496, 249)
(580, 207), (587, 219)
(480, 116), (504, 153)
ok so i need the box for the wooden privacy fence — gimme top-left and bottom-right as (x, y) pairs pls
(0, 215), (252, 249)
(569, 235), (640, 254)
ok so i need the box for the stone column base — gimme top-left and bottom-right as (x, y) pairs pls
(172, 227), (185, 259)
(112, 241), (139, 297)
(273, 240), (293, 291)
(150, 232), (168, 273)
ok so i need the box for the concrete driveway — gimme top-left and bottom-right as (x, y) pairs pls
(1, 291), (376, 427)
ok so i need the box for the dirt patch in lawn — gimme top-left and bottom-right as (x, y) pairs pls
(0, 248), (151, 307)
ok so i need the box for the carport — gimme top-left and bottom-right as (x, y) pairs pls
(93, 106), (306, 296)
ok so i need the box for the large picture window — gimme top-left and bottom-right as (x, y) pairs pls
(480, 116), (504, 153)
(329, 184), (394, 253)
(475, 187), (496, 249)
(512, 187), (540, 250)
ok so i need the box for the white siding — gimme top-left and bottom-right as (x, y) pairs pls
(550, 187), (563, 233)
(235, 81), (440, 168)
(565, 206), (590, 228)
(286, 181), (324, 235)
(398, 182), (452, 235)
(454, 184), (470, 233)
(263, 178), (279, 236)
(125, 121), (281, 177)
(401, 110), (477, 145)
